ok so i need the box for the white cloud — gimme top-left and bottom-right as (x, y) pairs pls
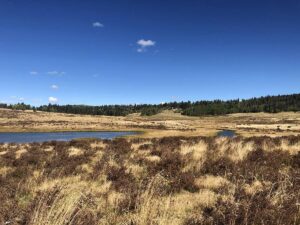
(48, 97), (58, 104)
(137, 39), (155, 47)
(47, 71), (58, 75)
(136, 39), (156, 52)
(30, 71), (38, 75)
(93, 22), (104, 28)
(51, 84), (59, 89)
(19, 97), (25, 101)
(47, 71), (65, 76)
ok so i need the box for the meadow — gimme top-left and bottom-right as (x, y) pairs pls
(0, 109), (300, 138)
(0, 109), (299, 224)
(0, 135), (299, 225)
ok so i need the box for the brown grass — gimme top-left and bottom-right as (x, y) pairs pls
(1, 109), (300, 138)
(0, 135), (299, 224)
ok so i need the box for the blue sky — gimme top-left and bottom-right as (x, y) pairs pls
(1, 0), (300, 105)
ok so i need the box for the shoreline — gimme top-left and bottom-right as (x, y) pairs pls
(0, 109), (299, 138)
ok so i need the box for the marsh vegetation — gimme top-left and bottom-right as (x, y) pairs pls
(0, 136), (299, 225)
(1, 108), (300, 138)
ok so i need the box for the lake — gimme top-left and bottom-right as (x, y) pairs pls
(0, 131), (137, 144)
(217, 130), (236, 137)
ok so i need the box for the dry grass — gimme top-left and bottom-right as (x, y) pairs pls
(0, 166), (14, 178)
(15, 148), (28, 159)
(195, 175), (231, 190)
(0, 136), (299, 225)
(30, 185), (87, 225)
(68, 147), (84, 156)
(1, 109), (300, 137)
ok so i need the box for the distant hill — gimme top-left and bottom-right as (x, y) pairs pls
(1, 93), (299, 117)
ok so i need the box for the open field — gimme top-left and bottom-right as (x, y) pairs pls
(1, 109), (299, 224)
(0, 136), (299, 224)
(0, 109), (300, 138)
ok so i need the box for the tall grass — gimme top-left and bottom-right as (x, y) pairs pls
(0, 136), (299, 224)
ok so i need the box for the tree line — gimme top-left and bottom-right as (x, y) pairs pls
(182, 93), (300, 116)
(0, 93), (299, 116)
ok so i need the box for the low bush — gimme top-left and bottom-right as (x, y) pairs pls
(0, 135), (299, 224)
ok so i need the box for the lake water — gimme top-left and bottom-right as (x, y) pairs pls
(217, 130), (236, 138)
(0, 131), (137, 144)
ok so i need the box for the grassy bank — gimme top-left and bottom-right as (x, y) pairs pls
(0, 136), (299, 224)
(1, 109), (300, 138)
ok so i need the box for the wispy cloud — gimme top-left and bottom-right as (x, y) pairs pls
(137, 39), (156, 53)
(29, 70), (65, 76)
(48, 97), (58, 104)
(51, 84), (59, 90)
(9, 96), (25, 102)
(47, 71), (65, 76)
(30, 71), (38, 75)
(93, 22), (104, 28)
